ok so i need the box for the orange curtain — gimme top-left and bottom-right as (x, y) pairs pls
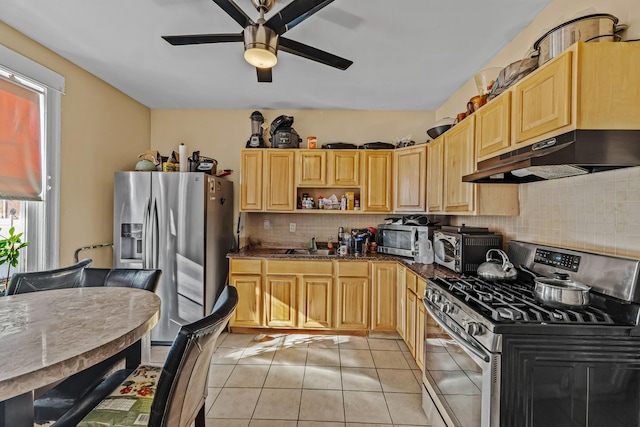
(0, 77), (42, 201)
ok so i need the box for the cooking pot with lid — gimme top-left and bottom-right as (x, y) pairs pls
(477, 249), (518, 281)
(520, 266), (591, 308)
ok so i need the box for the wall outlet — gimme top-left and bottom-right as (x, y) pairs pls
(263, 219), (270, 230)
(290, 222), (296, 232)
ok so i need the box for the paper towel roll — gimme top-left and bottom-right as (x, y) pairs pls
(179, 143), (188, 172)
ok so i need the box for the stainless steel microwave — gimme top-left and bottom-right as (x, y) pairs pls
(376, 224), (438, 258)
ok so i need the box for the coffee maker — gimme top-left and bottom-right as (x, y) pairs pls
(246, 110), (267, 148)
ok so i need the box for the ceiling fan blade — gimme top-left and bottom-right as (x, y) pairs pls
(266, 0), (335, 35)
(211, 0), (254, 28)
(162, 33), (244, 45)
(256, 67), (273, 83)
(279, 37), (352, 70)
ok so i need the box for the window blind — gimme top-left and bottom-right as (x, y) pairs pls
(0, 75), (43, 201)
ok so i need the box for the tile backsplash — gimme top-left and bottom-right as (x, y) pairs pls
(244, 166), (640, 259)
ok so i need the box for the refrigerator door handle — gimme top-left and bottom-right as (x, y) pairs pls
(142, 197), (151, 269)
(152, 199), (160, 269)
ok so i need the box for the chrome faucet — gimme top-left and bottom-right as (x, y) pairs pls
(309, 237), (317, 252)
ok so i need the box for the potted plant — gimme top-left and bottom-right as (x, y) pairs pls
(0, 227), (29, 289)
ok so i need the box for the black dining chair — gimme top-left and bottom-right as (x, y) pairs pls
(51, 285), (238, 427)
(4, 258), (92, 296)
(33, 267), (163, 424)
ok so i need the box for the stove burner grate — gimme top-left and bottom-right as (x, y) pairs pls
(433, 276), (618, 325)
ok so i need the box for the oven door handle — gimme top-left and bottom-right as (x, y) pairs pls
(423, 299), (491, 363)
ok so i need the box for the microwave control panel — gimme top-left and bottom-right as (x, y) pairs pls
(534, 248), (581, 272)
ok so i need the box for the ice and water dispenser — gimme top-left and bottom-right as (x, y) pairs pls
(120, 223), (143, 260)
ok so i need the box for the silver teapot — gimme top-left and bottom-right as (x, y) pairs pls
(477, 249), (518, 281)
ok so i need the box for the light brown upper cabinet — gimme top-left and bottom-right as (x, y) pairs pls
(296, 150), (327, 186)
(513, 50), (572, 145)
(394, 145), (427, 212)
(329, 150), (360, 187)
(240, 149), (264, 211)
(362, 150), (393, 212)
(265, 150), (295, 211)
(476, 92), (511, 161)
(426, 137), (444, 213)
(427, 117), (519, 216)
(443, 116), (476, 213)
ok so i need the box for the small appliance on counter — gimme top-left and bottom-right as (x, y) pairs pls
(246, 110), (267, 148)
(377, 215), (443, 258)
(433, 225), (502, 275)
(321, 142), (357, 149)
(270, 115), (302, 148)
(359, 142), (395, 149)
(188, 151), (217, 174)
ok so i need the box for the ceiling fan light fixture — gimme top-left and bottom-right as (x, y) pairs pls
(243, 24), (279, 68)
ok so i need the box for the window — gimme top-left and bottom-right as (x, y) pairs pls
(0, 45), (64, 276)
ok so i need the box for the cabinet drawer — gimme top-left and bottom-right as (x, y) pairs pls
(336, 261), (369, 277)
(267, 260), (332, 275)
(406, 269), (417, 293)
(230, 259), (262, 274)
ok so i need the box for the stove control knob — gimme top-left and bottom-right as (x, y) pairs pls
(425, 288), (434, 300)
(466, 322), (484, 336)
(431, 293), (442, 304)
(442, 302), (455, 314)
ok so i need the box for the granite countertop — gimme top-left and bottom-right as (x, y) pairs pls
(228, 248), (457, 281)
(0, 287), (160, 401)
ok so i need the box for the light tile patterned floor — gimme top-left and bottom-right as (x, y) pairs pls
(151, 332), (430, 427)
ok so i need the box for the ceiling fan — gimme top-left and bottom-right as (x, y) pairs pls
(162, 0), (354, 82)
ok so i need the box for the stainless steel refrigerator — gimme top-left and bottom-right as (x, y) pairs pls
(113, 172), (234, 343)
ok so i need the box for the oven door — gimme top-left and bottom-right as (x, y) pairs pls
(433, 232), (458, 271)
(422, 298), (500, 427)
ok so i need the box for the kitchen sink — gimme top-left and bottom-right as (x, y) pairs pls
(286, 248), (336, 256)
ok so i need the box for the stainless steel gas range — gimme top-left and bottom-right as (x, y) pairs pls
(421, 240), (640, 427)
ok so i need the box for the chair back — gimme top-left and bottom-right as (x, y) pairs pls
(4, 258), (92, 296)
(149, 285), (238, 427)
(79, 268), (162, 292)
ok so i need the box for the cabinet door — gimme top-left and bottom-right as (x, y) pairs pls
(265, 151), (295, 211)
(229, 274), (262, 327)
(444, 116), (475, 213)
(406, 289), (417, 357)
(329, 150), (360, 186)
(335, 276), (369, 330)
(264, 275), (297, 327)
(513, 51), (572, 144)
(240, 150), (264, 211)
(371, 262), (397, 330)
(476, 92), (511, 160)
(394, 145), (427, 212)
(396, 265), (406, 339)
(416, 299), (426, 370)
(299, 276), (332, 328)
(362, 151), (393, 212)
(296, 150), (327, 186)
(427, 137), (444, 213)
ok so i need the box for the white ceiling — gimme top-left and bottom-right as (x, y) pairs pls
(0, 0), (552, 111)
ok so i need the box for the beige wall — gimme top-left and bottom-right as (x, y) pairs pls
(1, 22), (151, 267)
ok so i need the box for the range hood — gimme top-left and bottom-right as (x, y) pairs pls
(463, 130), (640, 184)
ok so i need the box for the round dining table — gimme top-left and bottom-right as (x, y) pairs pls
(0, 287), (161, 427)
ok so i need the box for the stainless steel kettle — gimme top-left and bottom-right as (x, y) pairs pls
(477, 249), (518, 281)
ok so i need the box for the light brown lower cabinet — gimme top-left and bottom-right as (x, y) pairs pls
(334, 276), (369, 330)
(299, 276), (333, 328)
(405, 288), (417, 357)
(396, 265), (407, 340)
(416, 298), (426, 370)
(229, 259), (263, 327)
(264, 275), (297, 328)
(371, 262), (397, 331)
